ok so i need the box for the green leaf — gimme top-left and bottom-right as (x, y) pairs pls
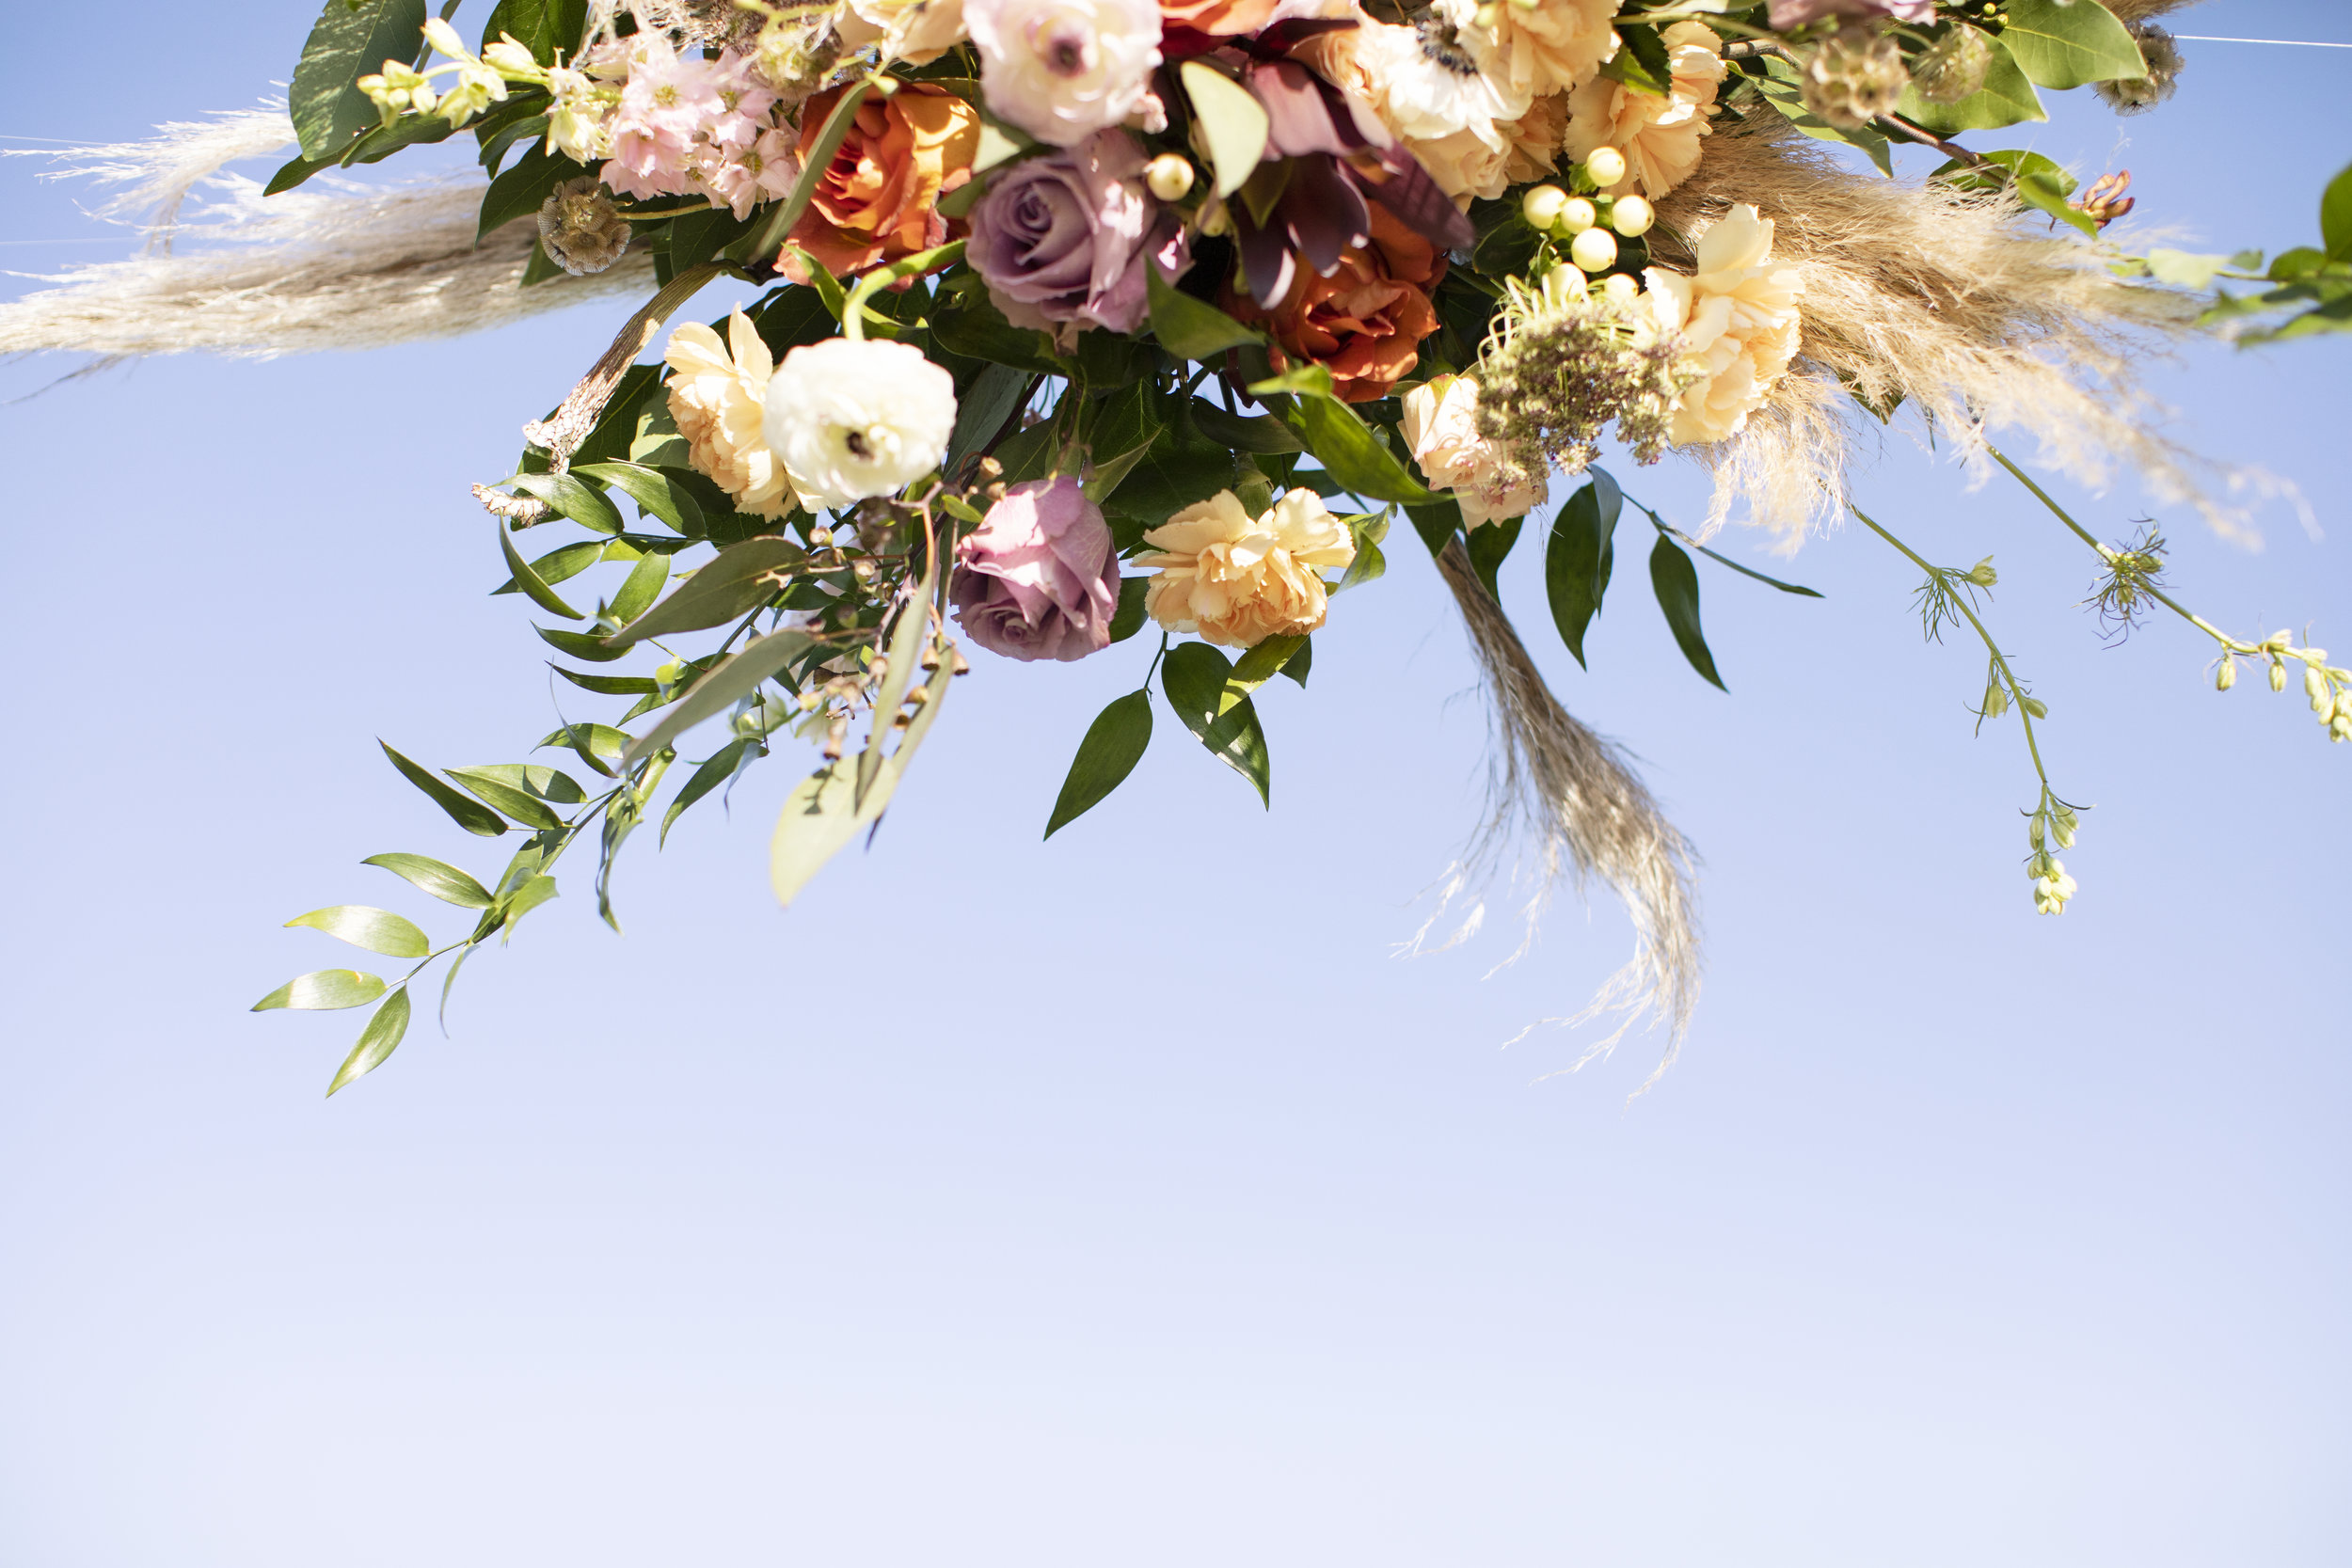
(1754, 56), (1894, 176)
(1467, 516), (1522, 601)
(1161, 641), (1270, 805)
(661, 736), (756, 845)
(1544, 469), (1620, 669)
(1223, 633), (1305, 711)
(1896, 35), (2044, 134)
(1279, 636), (1311, 688)
(443, 768), (567, 830)
(498, 873), (560, 931)
(362, 853), (493, 908)
(496, 518), (584, 621)
(1044, 689), (1152, 838)
(2142, 247), (2236, 290)
(606, 535), (805, 645)
(1179, 59), (1269, 199)
(326, 987), (412, 1096)
(538, 625), (633, 664)
(1995, 0), (2146, 89)
(480, 0), (588, 63)
(253, 969), (389, 1012)
(1597, 22), (1672, 97)
(264, 149), (347, 197)
(1648, 533), (1725, 691)
(769, 661), (954, 905)
(2323, 161), (2352, 264)
(572, 461), (707, 535)
(1147, 261), (1262, 359)
(381, 740), (509, 837)
(292, 0), (427, 160)
(1334, 512), (1389, 594)
(1934, 149), (2094, 236)
(1248, 370), (1437, 506)
(491, 538), (605, 596)
(607, 549), (671, 626)
(477, 138), (587, 242)
(285, 905), (431, 958)
(1108, 577), (1148, 642)
(510, 471), (624, 535)
(1190, 399), (1304, 454)
(930, 289), (1065, 373)
(946, 361), (1035, 476)
(538, 723), (632, 778)
(554, 666), (658, 697)
(621, 627), (813, 768)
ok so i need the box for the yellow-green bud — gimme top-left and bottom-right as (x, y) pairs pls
(2269, 659), (2288, 692)
(1145, 153), (1195, 202)
(1559, 196), (1597, 234)
(1584, 146), (1628, 187)
(1568, 226), (1619, 272)
(2021, 695), (2048, 719)
(1601, 271), (1640, 304)
(2028, 815), (2046, 850)
(1612, 194), (1655, 237)
(1521, 183), (1568, 230)
(1965, 556), (1998, 588)
(2215, 657), (2236, 691)
(2304, 663), (2327, 702)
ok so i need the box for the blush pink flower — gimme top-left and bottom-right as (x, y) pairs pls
(950, 478), (1123, 661)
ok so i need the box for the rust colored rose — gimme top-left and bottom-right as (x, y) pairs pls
(781, 81), (981, 279)
(1159, 0), (1280, 39)
(1222, 205), (1445, 404)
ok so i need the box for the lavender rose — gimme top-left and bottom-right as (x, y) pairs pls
(950, 477), (1123, 662)
(1766, 0), (1931, 26)
(967, 129), (1190, 344)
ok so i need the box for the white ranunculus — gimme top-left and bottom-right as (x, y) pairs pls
(965, 0), (1162, 146)
(761, 338), (959, 508)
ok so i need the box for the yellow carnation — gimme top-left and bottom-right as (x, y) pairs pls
(1642, 203), (1804, 447)
(1136, 488), (1357, 648)
(1562, 20), (1725, 198)
(1440, 0), (1622, 108)
(662, 309), (795, 520)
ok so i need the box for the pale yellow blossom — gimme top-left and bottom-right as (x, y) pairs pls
(662, 309), (796, 520)
(1401, 373), (1549, 528)
(1562, 20), (1724, 198)
(1641, 204), (1804, 447)
(1136, 488), (1357, 647)
(1439, 0), (1622, 109)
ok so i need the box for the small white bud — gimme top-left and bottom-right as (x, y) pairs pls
(2028, 815), (2046, 850)
(2269, 659), (2288, 692)
(1611, 194), (1655, 237)
(1568, 226), (1619, 273)
(1521, 183), (1568, 230)
(422, 16), (470, 58)
(2333, 713), (2352, 742)
(2304, 663), (2328, 702)
(1584, 146), (1628, 187)
(1601, 271), (1640, 304)
(2215, 657), (2236, 691)
(1558, 196), (1597, 234)
(1965, 556), (1998, 588)
(1145, 153), (1195, 202)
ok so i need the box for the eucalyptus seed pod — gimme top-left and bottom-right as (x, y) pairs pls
(536, 176), (631, 277)
(1802, 24), (1909, 132)
(2096, 24), (2183, 116)
(1912, 23), (1993, 105)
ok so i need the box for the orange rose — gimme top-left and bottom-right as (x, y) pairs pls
(1223, 206), (1446, 404)
(1160, 0), (1281, 38)
(781, 81), (981, 279)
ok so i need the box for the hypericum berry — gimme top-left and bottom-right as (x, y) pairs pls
(1568, 226), (1619, 273)
(1601, 272), (1640, 305)
(1584, 146), (1628, 188)
(1559, 196), (1597, 234)
(1521, 183), (1568, 230)
(1145, 153), (1195, 202)
(1612, 194), (1655, 237)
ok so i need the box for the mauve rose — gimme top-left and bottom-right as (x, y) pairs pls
(1766, 0), (1931, 26)
(967, 130), (1190, 344)
(950, 477), (1123, 662)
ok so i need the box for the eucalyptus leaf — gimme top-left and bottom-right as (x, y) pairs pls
(497, 519), (585, 621)
(1545, 469), (1620, 669)
(1649, 533), (1726, 691)
(511, 471), (625, 535)
(491, 538), (605, 596)
(326, 987), (413, 1096)
(381, 741), (509, 837)
(608, 549), (672, 625)
(1044, 689), (1152, 838)
(362, 853), (493, 909)
(2323, 160), (2352, 264)
(443, 768), (568, 830)
(769, 661), (953, 905)
(661, 737), (756, 845)
(285, 905), (431, 958)
(538, 625), (633, 663)
(253, 969), (389, 1012)
(573, 461), (707, 534)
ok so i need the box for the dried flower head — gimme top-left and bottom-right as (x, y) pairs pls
(1910, 22), (1993, 105)
(536, 176), (631, 276)
(1802, 24), (1908, 132)
(1472, 263), (1696, 479)
(2096, 24), (2183, 115)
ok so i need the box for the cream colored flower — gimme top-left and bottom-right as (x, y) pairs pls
(834, 0), (970, 66)
(1562, 19), (1724, 198)
(762, 338), (959, 508)
(1502, 92), (1569, 183)
(1641, 203), (1803, 447)
(1401, 373), (1549, 528)
(1136, 488), (1357, 647)
(1407, 126), (1512, 202)
(1439, 0), (1621, 109)
(1301, 18), (1518, 151)
(663, 309), (795, 520)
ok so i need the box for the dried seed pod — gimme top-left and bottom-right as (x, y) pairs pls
(2097, 24), (2183, 116)
(1802, 24), (1909, 132)
(536, 176), (631, 277)
(1912, 23), (1993, 105)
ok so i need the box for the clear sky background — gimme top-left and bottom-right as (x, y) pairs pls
(1, 4), (2345, 1564)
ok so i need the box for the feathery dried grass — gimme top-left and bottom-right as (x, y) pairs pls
(1408, 539), (1702, 1085)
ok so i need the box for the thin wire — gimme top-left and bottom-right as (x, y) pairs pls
(2172, 36), (2352, 49)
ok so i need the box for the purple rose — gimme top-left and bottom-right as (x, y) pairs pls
(950, 477), (1122, 663)
(1767, 0), (1932, 26)
(967, 129), (1190, 343)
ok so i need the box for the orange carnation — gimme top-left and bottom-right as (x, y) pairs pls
(781, 81), (981, 279)
(1223, 207), (1446, 404)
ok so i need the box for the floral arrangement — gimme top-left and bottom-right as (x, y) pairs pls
(8, 0), (2344, 1095)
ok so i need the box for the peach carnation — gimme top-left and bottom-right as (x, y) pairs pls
(1562, 20), (1724, 198)
(1439, 0), (1622, 108)
(662, 309), (795, 520)
(1136, 488), (1358, 647)
(1401, 373), (1550, 528)
(1641, 204), (1804, 447)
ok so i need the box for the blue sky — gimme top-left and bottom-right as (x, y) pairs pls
(1, 4), (2345, 1564)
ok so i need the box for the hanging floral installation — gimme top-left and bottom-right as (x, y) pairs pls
(6, 0), (2345, 1093)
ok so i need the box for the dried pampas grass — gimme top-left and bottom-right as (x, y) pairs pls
(0, 103), (653, 371)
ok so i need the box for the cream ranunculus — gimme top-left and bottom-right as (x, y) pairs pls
(663, 309), (795, 519)
(965, 0), (1162, 147)
(760, 337), (959, 508)
(1440, 0), (1621, 108)
(1400, 372), (1550, 528)
(1562, 19), (1725, 198)
(1642, 203), (1804, 447)
(1136, 488), (1357, 647)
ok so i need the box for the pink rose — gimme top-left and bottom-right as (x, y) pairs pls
(967, 130), (1189, 342)
(950, 478), (1122, 662)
